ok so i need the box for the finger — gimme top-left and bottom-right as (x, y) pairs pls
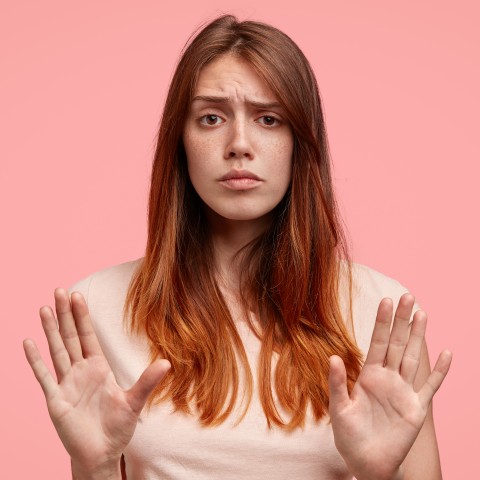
(126, 359), (171, 415)
(23, 339), (58, 400)
(40, 305), (72, 380)
(385, 293), (415, 371)
(364, 298), (394, 366)
(55, 288), (84, 363)
(400, 310), (427, 384)
(70, 292), (103, 357)
(328, 355), (350, 415)
(418, 350), (452, 408)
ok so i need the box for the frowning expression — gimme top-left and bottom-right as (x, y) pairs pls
(182, 54), (294, 223)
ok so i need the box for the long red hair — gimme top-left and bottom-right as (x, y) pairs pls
(124, 14), (363, 430)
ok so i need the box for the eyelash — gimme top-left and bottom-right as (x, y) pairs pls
(198, 114), (281, 127)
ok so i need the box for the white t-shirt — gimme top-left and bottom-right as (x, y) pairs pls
(68, 258), (419, 480)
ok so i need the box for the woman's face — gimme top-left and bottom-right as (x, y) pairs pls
(183, 54), (294, 224)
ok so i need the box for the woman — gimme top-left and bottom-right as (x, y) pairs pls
(23, 14), (452, 480)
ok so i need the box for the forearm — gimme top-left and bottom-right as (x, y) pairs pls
(71, 458), (122, 480)
(351, 464), (404, 480)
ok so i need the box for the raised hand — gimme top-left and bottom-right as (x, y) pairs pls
(23, 289), (170, 477)
(328, 293), (452, 480)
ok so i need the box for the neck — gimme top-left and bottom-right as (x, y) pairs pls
(204, 207), (272, 292)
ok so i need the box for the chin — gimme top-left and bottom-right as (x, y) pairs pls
(220, 211), (271, 222)
(205, 204), (275, 223)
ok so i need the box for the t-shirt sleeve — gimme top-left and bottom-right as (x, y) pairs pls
(64, 259), (150, 392)
(67, 274), (94, 307)
(349, 263), (422, 358)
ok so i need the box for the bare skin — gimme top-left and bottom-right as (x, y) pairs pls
(24, 54), (452, 480)
(23, 289), (170, 479)
(207, 213), (452, 480)
(328, 294), (452, 480)
(24, 286), (451, 480)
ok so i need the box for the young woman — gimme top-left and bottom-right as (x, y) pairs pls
(23, 14), (452, 480)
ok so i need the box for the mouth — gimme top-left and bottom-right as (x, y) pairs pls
(219, 169), (262, 181)
(218, 169), (263, 191)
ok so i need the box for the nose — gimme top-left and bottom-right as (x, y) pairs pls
(224, 118), (254, 160)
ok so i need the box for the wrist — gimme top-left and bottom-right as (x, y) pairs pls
(390, 467), (404, 480)
(353, 465), (404, 480)
(71, 457), (122, 480)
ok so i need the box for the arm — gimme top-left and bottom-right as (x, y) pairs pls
(23, 288), (169, 479)
(402, 339), (443, 479)
(121, 454), (127, 480)
(71, 453), (127, 479)
(328, 293), (452, 480)
(71, 458), (122, 480)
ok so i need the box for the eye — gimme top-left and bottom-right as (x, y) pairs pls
(199, 114), (224, 126)
(258, 115), (280, 127)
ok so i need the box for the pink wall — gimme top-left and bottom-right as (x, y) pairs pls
(2, 1), (477, 477)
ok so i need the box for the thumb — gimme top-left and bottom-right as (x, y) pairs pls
(126, 359), (171, 415)
(328, 355), (350, 415)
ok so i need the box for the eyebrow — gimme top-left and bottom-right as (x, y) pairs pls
(191, 95), (283, 110)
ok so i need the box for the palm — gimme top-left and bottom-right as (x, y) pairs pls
(24, 289), (170, 472)
(328, 294), (451, 480)
(47, 355), (138, 464)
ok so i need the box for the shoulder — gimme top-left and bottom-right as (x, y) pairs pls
(350, 262), (414, 300)
(67, 258), (150, 388)
(67, 257), (143, 308)
(339, 260), (418, 308)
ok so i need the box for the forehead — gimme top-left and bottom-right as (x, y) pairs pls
(192, 54), (277, 102)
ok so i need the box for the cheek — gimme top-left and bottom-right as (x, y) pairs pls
(184, 131), (216, 170)
(268, 128), (293, 156)
(266, 135), (294, 179)
(183, 132), (202, 177)
(183, 134), (217, 191)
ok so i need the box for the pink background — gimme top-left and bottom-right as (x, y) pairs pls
(2, 0), (478, 477)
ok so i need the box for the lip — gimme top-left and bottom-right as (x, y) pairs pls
(219, 169), (262, 181)
(218, 170), (263, 191)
